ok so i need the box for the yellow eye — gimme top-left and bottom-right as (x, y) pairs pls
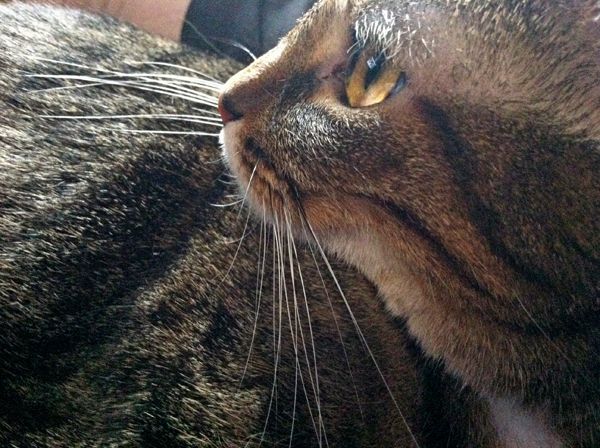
(345, 51), (406, 108)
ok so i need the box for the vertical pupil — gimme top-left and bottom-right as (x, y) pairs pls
(364, 53), (385, 88)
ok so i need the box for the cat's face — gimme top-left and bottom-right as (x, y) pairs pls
(221, 0), (458, 231)
(220, 0), (598, 317)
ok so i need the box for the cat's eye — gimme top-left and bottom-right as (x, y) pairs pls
(345, 51), (407, 108)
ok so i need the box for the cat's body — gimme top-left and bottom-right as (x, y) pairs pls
(0, 4), (436, 447)
(220, 0), (600, 446)
(2, 2), (598, 447)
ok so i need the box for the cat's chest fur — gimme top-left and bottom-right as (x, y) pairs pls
(488, 397), (563, 448)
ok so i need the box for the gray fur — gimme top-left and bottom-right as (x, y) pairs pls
(0, 4), (442, 447)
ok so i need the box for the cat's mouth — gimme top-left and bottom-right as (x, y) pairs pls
(221, 126), (300, 224)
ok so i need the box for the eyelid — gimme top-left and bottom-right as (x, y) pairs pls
(346, 52), (370, 106)
(346, 52), (400, 107)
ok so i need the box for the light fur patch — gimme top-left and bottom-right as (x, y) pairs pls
(488, 396), (563, 448)
(310, 1), (352, 65)
(332, 0), (350, 12)
(325, 230), (425, 317)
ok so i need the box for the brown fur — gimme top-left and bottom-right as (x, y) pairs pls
(221, 0), (600, 446)
(0, 3), (433, 446)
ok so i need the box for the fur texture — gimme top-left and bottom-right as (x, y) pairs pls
(0, 4), (438, 447)
(221, 0), (600, 446)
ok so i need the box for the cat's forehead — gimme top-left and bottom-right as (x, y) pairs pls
(351, 0), (438, 60)
(301, 0), (582, 58)
(292, 0), (440, 61)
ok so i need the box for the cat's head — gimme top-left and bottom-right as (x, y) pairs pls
(219, 0), (599, 314)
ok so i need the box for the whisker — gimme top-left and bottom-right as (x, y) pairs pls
(211, 36), (258, 61)
(28, 56), (120, 74)
(193, 107), (221, 117)
(38, 113), (222, 127)
(214, 203), (254, 289)
(124, 60), (224, 83)
(182, 19), (258, 62)
(286, 211), (329, 447)
(30, 61), (220, 103)
(277, 212), (322, 447)
(101, 72), (223, 89)
(210, 199), (245, 208)
(304, 240), (366, 421)
(27, 75), (218, 107)
(256, 219), (285, 448)
(26, 81), (107, 94)
(30, 56), (225, 87)
(116, 76), (221, 99)
(298, 208), (421, 448)
(279, 215), (301, 447)
(237, 162), (259, 220)
(239, 212), (268, 387)
(94, 127), (219, 137)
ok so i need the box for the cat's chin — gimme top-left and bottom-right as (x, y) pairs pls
(221, 123), (302, 228)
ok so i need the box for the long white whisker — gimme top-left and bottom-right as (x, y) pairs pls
(28, 56), (120, 74)
(124, 60), (223, 83)
(279, 216), (301, 448)
(93, 72), (223, 90)
(256, 221), (283, 448)
(237, 163), (259, 219)
(305, 240), (366, 421)
(300, 214), (421, 448)
(28, 75), (218, 107)
(30, 56), (224, 87)
(38, 113), (222, 127)
(193, 107), (220, 117)
(123, 76), (220, 100)
(210, 199), (245, 208)
(94, 128), (219, 137)
(240, 207), (268, 387)
(277, 212), (322, 447)
(214, 203), (254, 289)
(31, 67), (220, 102)
(286, 211), (329, 448)
(27, 81), (107, 94)
(182, 19), (258, 62)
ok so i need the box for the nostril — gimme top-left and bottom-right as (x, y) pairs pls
(218, 94), (243, 125)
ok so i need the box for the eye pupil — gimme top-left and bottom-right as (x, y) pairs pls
(364, 53), (385, 89)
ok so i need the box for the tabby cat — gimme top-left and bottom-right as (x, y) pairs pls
(219, 0), (600, 446)
(0, 3), (464, 447)
(2, 2), (598, 447)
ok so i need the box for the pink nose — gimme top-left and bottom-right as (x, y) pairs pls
(218, 94), (241, 125)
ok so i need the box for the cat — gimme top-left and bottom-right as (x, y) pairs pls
(219, 0), (600, 447)
(0, 3), (462, 447)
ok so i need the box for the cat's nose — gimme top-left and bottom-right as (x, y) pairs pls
(218, 94), (242, 125)
(218, 45), (286, 125)
(219, 79), (269, 125)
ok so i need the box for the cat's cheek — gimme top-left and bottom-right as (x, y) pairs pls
(219, 121), (296, 224)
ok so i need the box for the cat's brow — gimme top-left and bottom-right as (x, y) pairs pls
(354, 8), (399, 55)
(354, 4), (434, 61)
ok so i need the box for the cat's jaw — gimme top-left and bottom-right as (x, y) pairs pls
(296, 194), (428, 317)
(321, 224), (426, 318)
(220, 119), (302, 229)
(221, 124), (427, 316)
